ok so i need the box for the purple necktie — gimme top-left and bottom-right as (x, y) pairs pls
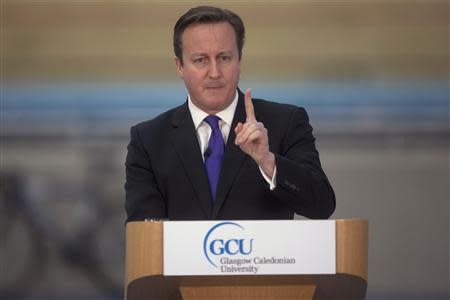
(204, 115), (224, 201)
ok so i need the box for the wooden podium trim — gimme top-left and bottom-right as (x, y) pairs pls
(336, 219), (368, 281)
(125, 220), (163, 284)
(180, 284), (316, 300)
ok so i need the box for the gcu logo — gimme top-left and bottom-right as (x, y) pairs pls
(209, 239), (253, 255)
(203, 222), (254, 268)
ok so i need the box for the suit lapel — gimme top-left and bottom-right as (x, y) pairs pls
(212, 91), (248, 218)
(170, 102), (213, 218)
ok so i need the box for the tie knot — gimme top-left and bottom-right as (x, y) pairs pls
(204, 115), (221, 130)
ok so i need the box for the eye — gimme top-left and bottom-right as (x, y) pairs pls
(193, 57), (206, 65)
(219, 55), (232, 62)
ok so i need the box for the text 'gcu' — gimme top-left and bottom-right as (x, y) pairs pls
(209, 238), (254, 255)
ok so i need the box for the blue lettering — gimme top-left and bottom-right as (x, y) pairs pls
(209, 239), (224, 255)
(224, 239), (240, 255)
(239, 239), (254, 255)
(209, 238), (254, 256)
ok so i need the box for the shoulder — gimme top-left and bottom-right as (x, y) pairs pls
(128, 104), (187, 148)
(131, 104), (183, 134)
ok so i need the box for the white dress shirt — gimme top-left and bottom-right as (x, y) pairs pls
(187, 91), (277, 190)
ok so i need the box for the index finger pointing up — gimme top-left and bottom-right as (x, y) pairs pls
(244, 88), (256, 122)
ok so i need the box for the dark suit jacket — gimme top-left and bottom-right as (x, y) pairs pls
(125, 90), (335, 221)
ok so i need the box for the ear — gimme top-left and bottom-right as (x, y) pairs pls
(175, 56), (184, 79)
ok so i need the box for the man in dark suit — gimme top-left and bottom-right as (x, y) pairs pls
(125, 6), (335, 221)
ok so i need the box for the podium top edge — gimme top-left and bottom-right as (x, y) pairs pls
(126, 218), (368, 224)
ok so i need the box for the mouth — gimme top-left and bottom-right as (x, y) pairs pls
(205, 84), (225, 90)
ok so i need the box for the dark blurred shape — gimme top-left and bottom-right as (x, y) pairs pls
(0, 172), (48, 297)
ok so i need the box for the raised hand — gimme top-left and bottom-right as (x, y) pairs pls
(235, 89), (275, 178)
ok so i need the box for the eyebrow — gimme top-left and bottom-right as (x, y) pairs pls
(189, 50), (234, 58)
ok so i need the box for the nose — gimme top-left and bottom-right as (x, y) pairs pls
(208, 60), (221, 79)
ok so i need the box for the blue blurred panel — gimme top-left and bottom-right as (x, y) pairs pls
(2, 80), (448, 136)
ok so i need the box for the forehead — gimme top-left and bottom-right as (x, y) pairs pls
(181, 22), (237, 55)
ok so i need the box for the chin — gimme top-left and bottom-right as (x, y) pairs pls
(197, 90), (233, 111)
(199, 99), (226, 113)
(204, 93), (224, 102)
(208, 99), (227, 110)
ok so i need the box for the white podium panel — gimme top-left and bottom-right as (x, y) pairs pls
(163, 220), (336, 276)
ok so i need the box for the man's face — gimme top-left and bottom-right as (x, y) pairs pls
(175, 22), (241, 115)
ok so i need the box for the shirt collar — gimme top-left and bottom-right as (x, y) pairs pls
(188, 90), (238, 129)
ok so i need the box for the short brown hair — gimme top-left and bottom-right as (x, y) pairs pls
(173, 6), (245, 64)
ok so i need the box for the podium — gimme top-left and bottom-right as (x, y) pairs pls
(125, 219), (367, 300)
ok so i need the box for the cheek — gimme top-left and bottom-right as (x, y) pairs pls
(184, 74), (207, 95)
(226, 65), (240, 80)
(182, 71), (196, 84)
(186, 70), (205, 84)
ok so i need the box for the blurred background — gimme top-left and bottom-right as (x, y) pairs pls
(1, 0), (448, 299)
